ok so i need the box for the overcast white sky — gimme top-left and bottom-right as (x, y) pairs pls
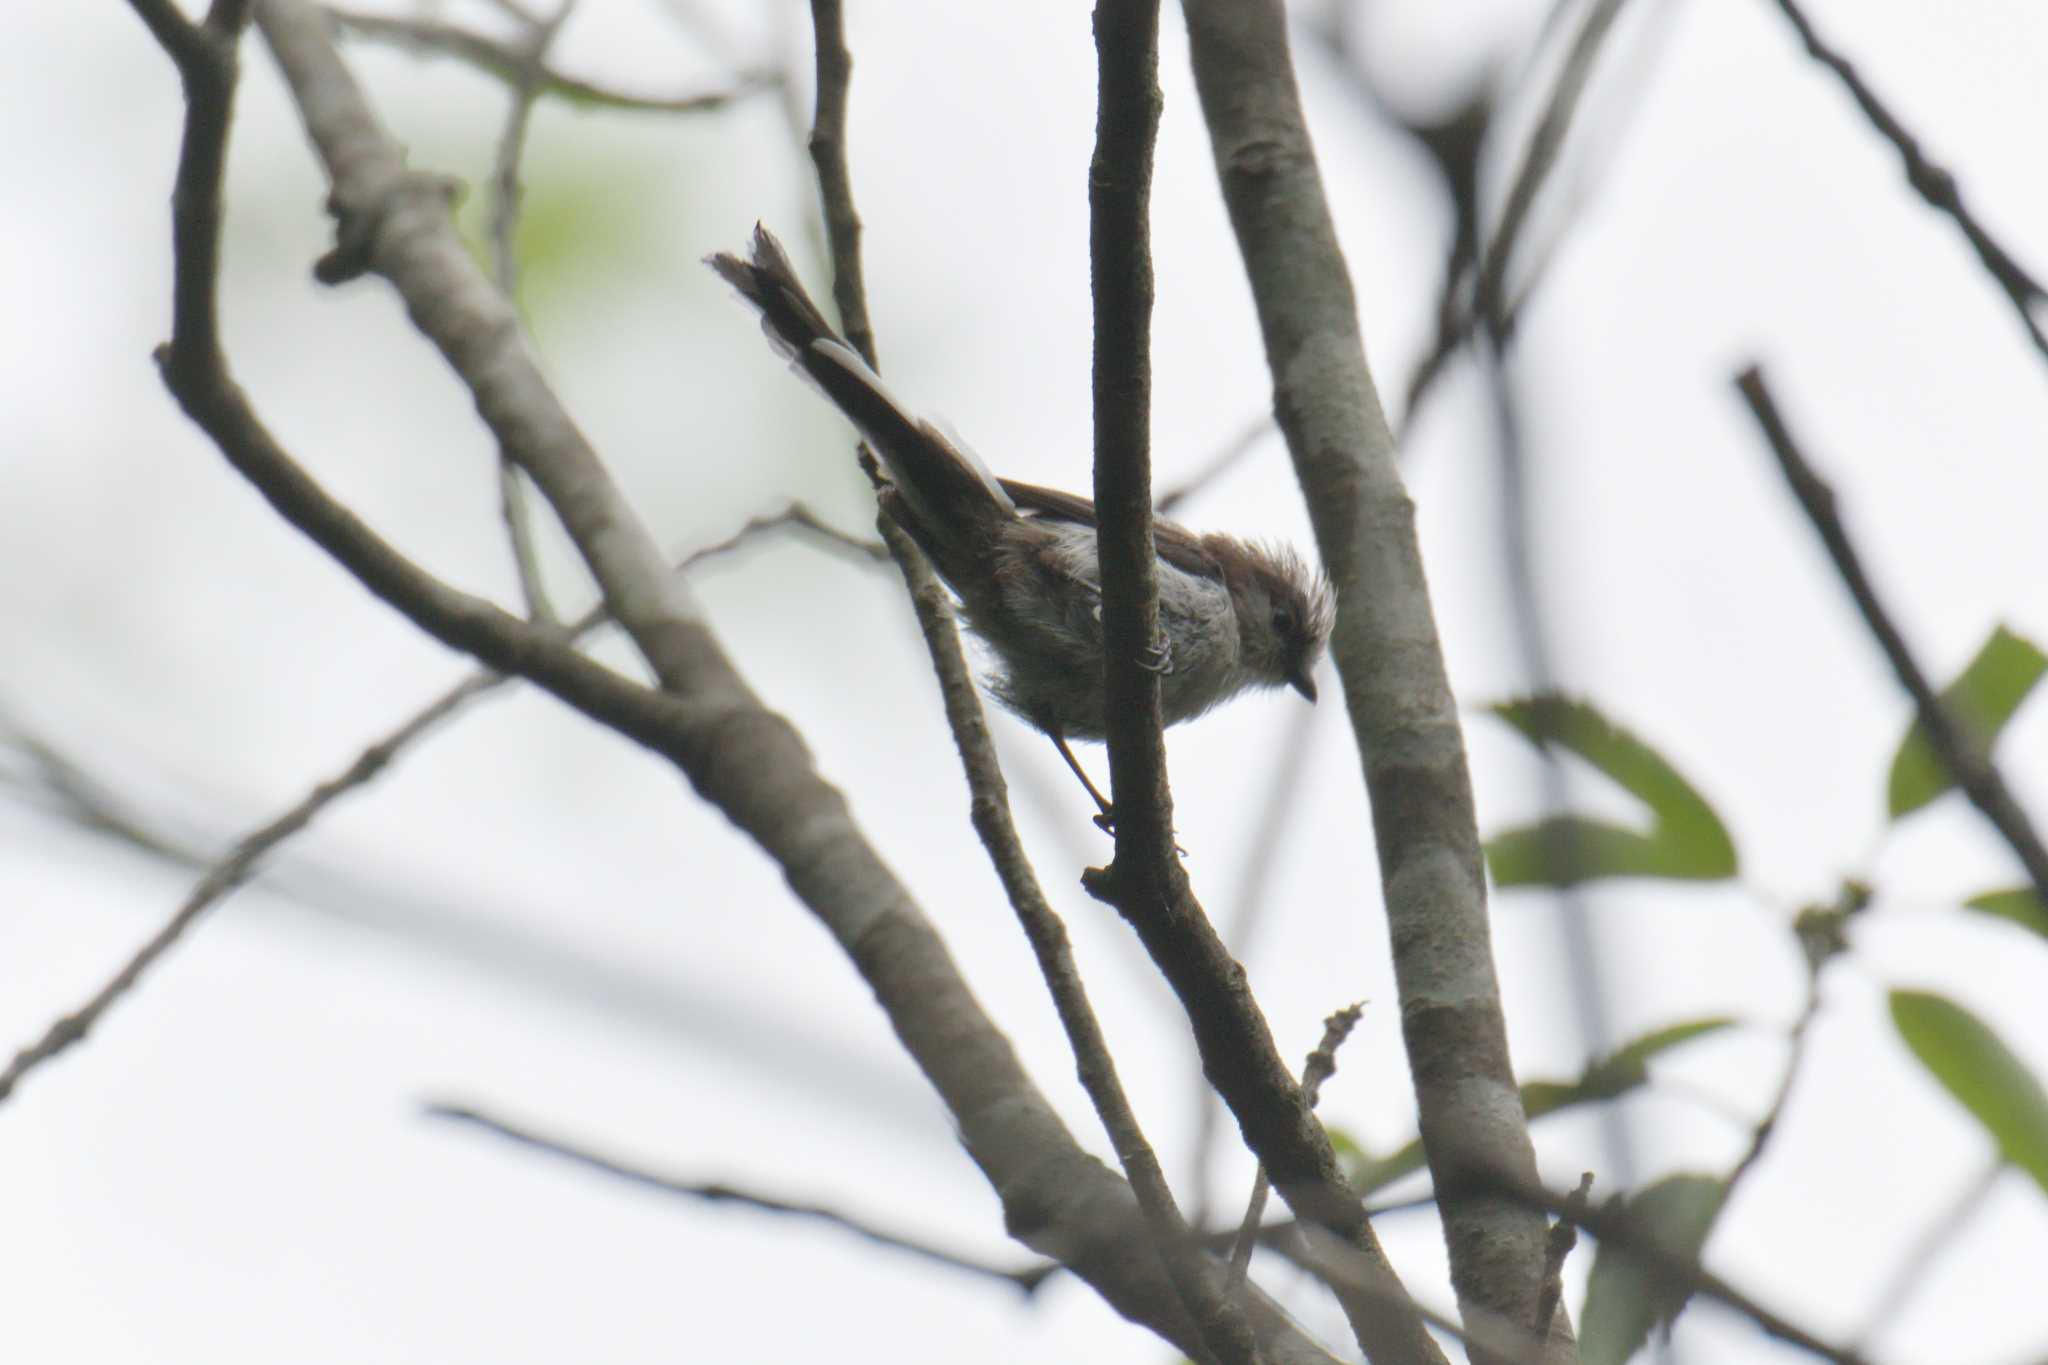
(5, 1), (2048, 1361)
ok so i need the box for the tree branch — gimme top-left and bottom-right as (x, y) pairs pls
(1767, 0), (2048, 365)
(123, 7), (1341, 1360)
(425, 1103), (1057, 1294)
(324, 6), (776, 115)
(1736, 364), (2048, 906)
(799, 9), (1263, 1361)
(1179, 1), (1562, 1357)
(0, 505), (861, 1107)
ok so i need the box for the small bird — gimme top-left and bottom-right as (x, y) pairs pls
(708, 226), (1333, 823)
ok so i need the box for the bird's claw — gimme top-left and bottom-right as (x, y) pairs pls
(1139, 632), (1173, 675)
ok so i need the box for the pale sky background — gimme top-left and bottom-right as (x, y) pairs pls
(5, 1), (2048, 1361)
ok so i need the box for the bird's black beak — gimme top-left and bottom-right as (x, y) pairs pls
(1289, 668), (1318, 704)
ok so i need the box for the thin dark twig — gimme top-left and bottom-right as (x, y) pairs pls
(424, 1103), (1055, 1292)
(796, 9), (1257, 1364)
(0, 505), (861, 1106)
(1768, 0), (2048, 363)
(1736, 365), (2048, 905)
(0, 673), (489, 1104)
(804, 0), (875, 369)
(324, 7), (777, 114)
(1721, 883), (1853, 1202)
(134, 6), (1330, 1355)
(1085, 11), (1263, 1360)
(0, 718), (197, 864)
(1226, 1003), (1363, 1287)
(1533, 1173), (1593, 1341)
(1089, 0), (1176, 870)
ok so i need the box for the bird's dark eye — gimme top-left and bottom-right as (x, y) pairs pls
(1271, 605), (1295, 637)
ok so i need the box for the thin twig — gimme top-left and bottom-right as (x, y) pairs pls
(1533, 1173), (1593, 1341)
(1736, 365), (2048, 905)
(1088, 0), (1175, 870)
(804, 0), (875, 369)
(799, 5), (1253, 1363)
(129, 6), (1338, 1358)
(0, 673), (492, 1104)
(1226, 1004), (1364, 1287)
(0, 505), (864, 1107)
(1085, 7), (1262, 1361)
(1722, 876), (1863, 1204)
(424, 1103), (1056, 1293)
(1768, 0), (2048, 364)
(324, 7), (776, 114)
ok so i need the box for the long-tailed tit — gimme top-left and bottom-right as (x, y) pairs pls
(709, 226), (1333, 821)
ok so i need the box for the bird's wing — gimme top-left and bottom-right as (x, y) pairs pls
(998, 478), (1224, 579)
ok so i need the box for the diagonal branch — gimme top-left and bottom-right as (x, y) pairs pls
(102, 4), (1358, 1362)
(1736, 365), (2048, 904)
(426, 1103), (1057, 1293)
(1767, 0), (2048, 365)
(0, 505), (866, 1107)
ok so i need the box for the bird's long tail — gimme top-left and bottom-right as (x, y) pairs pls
(706, 226), (1015, 544)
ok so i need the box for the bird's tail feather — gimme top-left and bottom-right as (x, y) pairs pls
(707, 226), (1015, 542)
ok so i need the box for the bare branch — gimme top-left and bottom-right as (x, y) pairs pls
(0, 506), (857, 1107)
(425, 1103), (1057, 1294)
(1225, 1003), (1363, 1287)
(0, 671), (493, 1104)
(1180, 0), (1557, 1355)
(804, 0), (876, 369)
(1768, 0), (2048, 364)
(1081, 7), (1274, 1362)
(796, 9), (1268, 1362)
(1736, 365), (2048, 905)
(129, 12), (1340, 1359)
(324, 6), (777, 114)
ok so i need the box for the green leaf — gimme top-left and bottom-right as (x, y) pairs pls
(1887, 626), (2048, 819)
(1961, 888), (2048, 940)
(1579, 1175), (1727, 1365)
(1483, 696), (1737, 887)
(1890, 990), (2048, 1194)
(1349, 1019), (1735, 1198)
